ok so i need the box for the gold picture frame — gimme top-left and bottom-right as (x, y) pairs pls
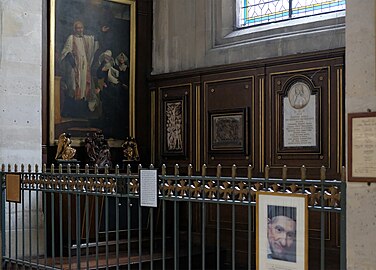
(49, 0), (136, 147)
(256, 192), (308, 270)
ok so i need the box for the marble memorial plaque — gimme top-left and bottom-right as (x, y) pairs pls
(283, 82), (316, 148)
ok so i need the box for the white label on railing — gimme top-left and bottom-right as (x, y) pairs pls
(140, 169), (158, 207)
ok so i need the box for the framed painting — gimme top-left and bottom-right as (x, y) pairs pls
(256, 192), (308, 270)
(49, 0), (136, 146)
(348, 111), (376, 182)
(209, 108), (247, 153)
(162, 97), (187, 156)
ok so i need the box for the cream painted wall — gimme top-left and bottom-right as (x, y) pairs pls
(0, 0), (44, 256)
(152, 0), (345, 75)
(345, 0), (376, 269)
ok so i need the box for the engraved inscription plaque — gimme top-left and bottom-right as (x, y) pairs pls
(352, 117), (376, 178)
(283, 82), (316, 148)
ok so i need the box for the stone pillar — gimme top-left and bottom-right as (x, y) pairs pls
(0, 1), (44, 257)
(346, 0), (376, 269)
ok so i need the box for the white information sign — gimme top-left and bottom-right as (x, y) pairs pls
(140, 169), (158, 207)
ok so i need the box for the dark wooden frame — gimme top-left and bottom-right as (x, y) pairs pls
(348, 111), (376, 182)
(161, 96), (187, 157)
(208, 108), (247, 153)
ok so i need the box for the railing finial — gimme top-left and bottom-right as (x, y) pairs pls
(42, 164), (47, 173)
(174, 164), (179, 176)
(320, 166), (326, 182)
(85, 164), (89, 174)
(231, 164), (237, 178)
(21, 164), (25, 173)
(282, 165), (287, 181)
(51, 163), (55, 174)
(188, 164), (193, 177)
(115, 164), (120, 175)
(201, 164), (207, 177)
(341, 166), (346, 182)
(127, 164), (132, 175)
(216, 164), (222, 178)
(104, 164), (109, 175)
(35, 164), (39, 173)
(76, 164), (80, 174)
(247, 164), (253, 179)
(161, 164), (166, 176)
(265, 165), (270, 180)
(59, 164), (63, 174)
(301, 165), (306, 181)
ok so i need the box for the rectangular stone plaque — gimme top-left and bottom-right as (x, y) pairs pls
(283, 95), (316, 148)
(6, 174), (21, 203)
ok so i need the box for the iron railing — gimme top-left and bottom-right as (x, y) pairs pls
(0, 163), (346, 269)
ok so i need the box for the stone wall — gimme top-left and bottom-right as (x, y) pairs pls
(345, 0), (376, 269)
(0, 0), (44, 256)
(152, 0), (345, 74)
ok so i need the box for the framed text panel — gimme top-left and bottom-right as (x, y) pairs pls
(348, 111), (376, 182)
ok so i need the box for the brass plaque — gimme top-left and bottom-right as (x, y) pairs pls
(6, 174), (21, 203)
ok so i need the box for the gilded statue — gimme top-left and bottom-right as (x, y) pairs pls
(55, 133), (77, 160)
(122, 137), (140, 161)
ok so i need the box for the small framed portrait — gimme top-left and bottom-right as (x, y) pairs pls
(162, 97), (186, 156)
(209, 108), (248, 153)
(256, 192), (308, 270)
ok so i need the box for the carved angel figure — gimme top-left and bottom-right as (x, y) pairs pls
(55, 133), (77, 160)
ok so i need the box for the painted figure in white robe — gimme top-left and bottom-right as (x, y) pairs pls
(61, 20), (99, 106)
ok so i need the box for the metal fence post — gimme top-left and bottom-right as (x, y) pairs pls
(0, 168), (4, 270)
(340, 166), (347, 270)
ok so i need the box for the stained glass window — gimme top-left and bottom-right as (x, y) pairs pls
(238, 0), (345, 27)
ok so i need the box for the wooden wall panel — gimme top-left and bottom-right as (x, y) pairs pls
(154, 77), (200, 173)
(265, 57), (344, 179)
(202, 70), (256, 169)
(151, 49), (345, 179)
